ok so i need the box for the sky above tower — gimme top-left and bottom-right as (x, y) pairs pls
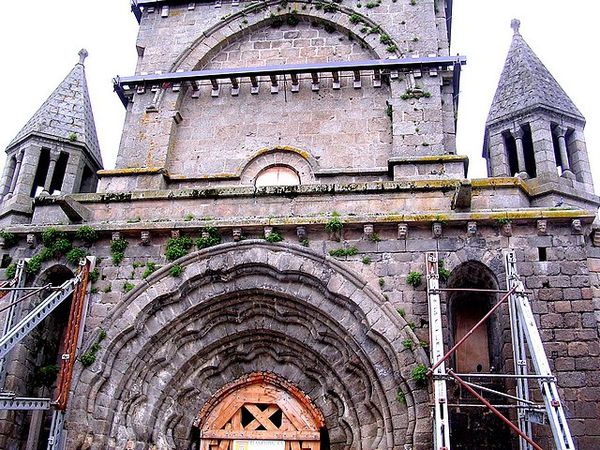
(0, 0), (597, 190)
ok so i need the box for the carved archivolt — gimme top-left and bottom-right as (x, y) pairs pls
(69, 242), (428, 450)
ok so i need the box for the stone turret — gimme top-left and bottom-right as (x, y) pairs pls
(484, 20), (595, 208)
(0, 50), (103, 224)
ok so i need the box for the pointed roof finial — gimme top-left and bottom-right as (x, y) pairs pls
(78, 48), (89, 65)
(511, 18), (521, 35)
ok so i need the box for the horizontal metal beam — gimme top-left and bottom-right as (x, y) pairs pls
(114, 56), (466, 87)
(0, 396), (51, 410)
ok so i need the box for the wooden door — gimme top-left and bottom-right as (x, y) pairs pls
(197, 373), (323, 450)
(455, 305), (490, 373)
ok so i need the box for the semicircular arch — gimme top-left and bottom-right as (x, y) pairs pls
(69, 242), (428, 450)
(155, 3), (399, 110)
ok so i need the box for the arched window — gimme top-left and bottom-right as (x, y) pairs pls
(447, 261), (499, 373)
(255, 166), (300, 187)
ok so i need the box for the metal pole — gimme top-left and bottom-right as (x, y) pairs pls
(428, 285), (517, 375)
(506, 250), (534, 450)
(448, 371), (543, 450)
(426, 252), (451, 450)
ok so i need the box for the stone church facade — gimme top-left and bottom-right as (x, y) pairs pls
(0, 1), (599, 449)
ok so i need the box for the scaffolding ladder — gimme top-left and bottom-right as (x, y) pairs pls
(425, 250), (575, 450)
(0, 257), (94, 450)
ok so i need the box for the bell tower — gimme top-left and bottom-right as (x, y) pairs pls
(0, 50), (103, 224)
(484, 20), (595, 208)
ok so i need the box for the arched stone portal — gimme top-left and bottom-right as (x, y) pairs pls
(68, 242), (430, 450)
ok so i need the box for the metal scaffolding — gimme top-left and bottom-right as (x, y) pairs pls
(0, 257), (95, 450)
(426, 250), (575, 450)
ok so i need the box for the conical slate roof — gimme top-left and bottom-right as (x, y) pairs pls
(8, 49), (103, 167)
(487, 20), (583, 125)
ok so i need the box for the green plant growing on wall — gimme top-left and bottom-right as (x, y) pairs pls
(406, 271), (423, 287)
(325, 212), (343, 240)
(349, 12), (363, 24)
(89, 268), (100, 284)
(329, 247), (358, 257)
(362, 256), (372, 265)
(196, 227), (221, 249)
(169, 264), (184, 277)
(110, 238), (129, 265)
(401, 89), (431, 100)
(122, 281), (135, 293)
(379, 34), (392, 45)
(34, 364), (60, 388)
(142, 262), (157, 279)
(396, 389), (406, 405)
(397, 308), (406, 317)
(26, 255), (44, 275)
(68, 132), (78, 142)
(368, 233), (381, 242)
(495, 217), (512, 226)
(386, 44), (398, 53)
(75, 225), (98, 244)
(411, 363), (428, 385)
(386, 103), (393, 120)
(264, 230), (284, 243)
(66, 248), (87, 266)
(80, 329), (107, 368)
(0, 231), (18, 248)
(165, 236), (193, 261)
(379, 278), (385, 287)
(51, 238), (73, 258)
(286, 11), (300, 26)
(41, 228), (66, 247)
(5, 263), (17, 279)
(438, 259), (450, 282)
(300, 239), (310, 247)
(402, 339), (414, 350)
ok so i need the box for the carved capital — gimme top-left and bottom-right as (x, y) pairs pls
(553, 125), (568, 138)
(511, 126), (525, 140)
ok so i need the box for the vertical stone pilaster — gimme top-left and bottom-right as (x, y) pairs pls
(61, 151), (84, 194)
(567, 128), (594, 191)
(0, 154), (17, 200)
(487, 130), (510, 176)
(529, 118), (557, 179)
(13, 145), (40, 199)
(7, 150), (24, 196)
